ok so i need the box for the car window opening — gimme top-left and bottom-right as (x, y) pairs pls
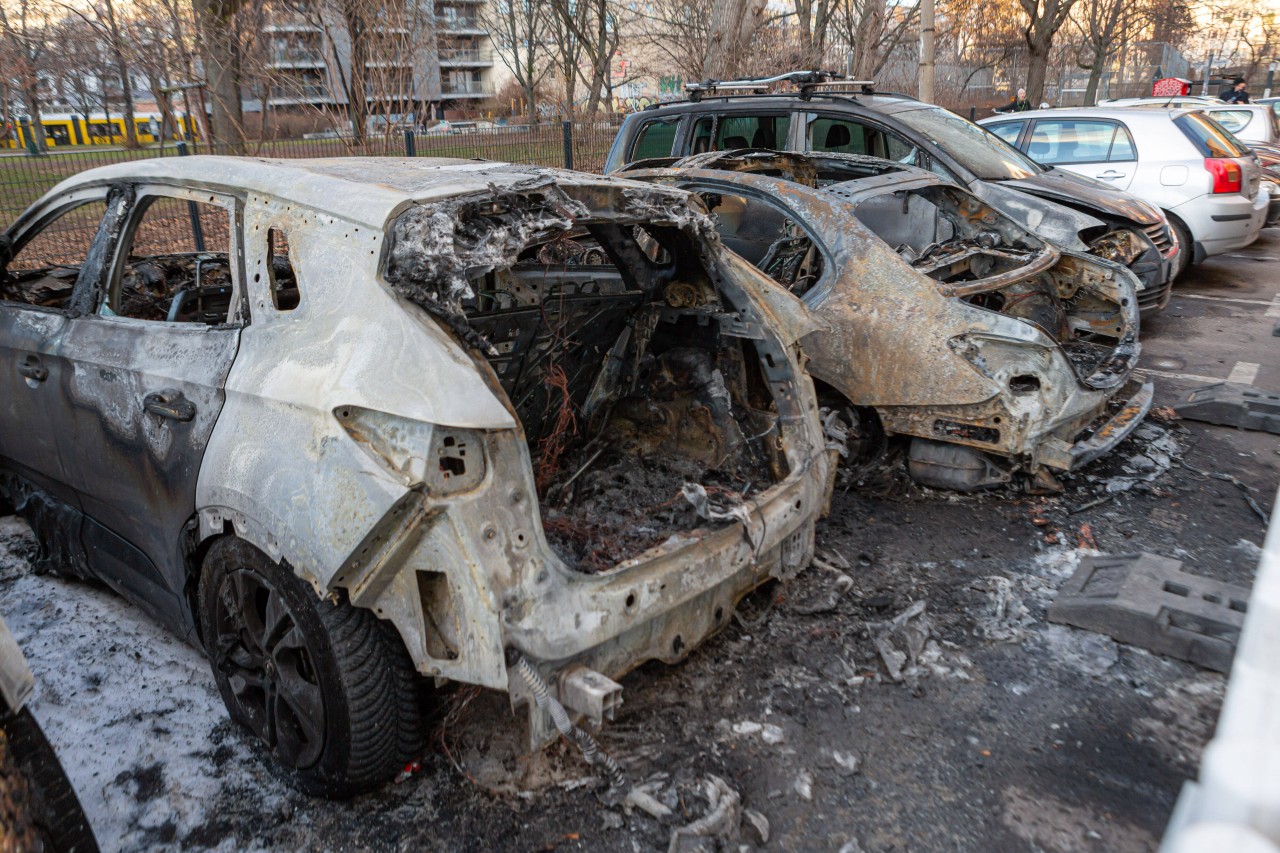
(113, 196), (234, 324)
(267, 228), (300, 311)
(0, 199), (108, 309)
(385, 188), (792, 573)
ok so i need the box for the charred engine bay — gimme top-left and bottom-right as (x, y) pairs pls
(385, 186), (787, 573)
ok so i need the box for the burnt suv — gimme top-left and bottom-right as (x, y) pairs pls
(0, 157), (830, 796)
(604, 76), (1180, 311)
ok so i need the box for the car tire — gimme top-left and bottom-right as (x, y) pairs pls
(1169, 217), (1194, 279)
(2, 708), (99, 852)
(198, 537), (425, 799)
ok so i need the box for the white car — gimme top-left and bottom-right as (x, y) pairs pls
(1102, 98), (1280, 147)
(981, 107), (1267, 275)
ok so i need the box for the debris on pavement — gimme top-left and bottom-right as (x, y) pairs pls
(1049, 552), (1250, 672)
(666, 775), (743, 852)
(869, 601), (931, 682)
(1173, 382), (1280, 435)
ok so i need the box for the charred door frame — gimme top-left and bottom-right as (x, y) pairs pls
(52, 182), (246, 638)
(0, 188), (116, 503)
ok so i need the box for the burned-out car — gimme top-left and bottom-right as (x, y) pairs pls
(624, 151), (1154, 492)
(604, 75), (1180, 310)
(0, 157), (830, 796)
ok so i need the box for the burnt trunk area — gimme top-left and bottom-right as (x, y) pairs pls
(382, 182), (790, 574)
(465, 230), (785, 572)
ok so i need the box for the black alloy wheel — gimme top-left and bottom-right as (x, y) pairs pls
(199, 537), (425, 798)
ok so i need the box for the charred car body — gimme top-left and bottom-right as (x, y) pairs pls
(0, 157), (830, 796)
(604, 75), (1180, 311)
(624, 151), (1154, 492)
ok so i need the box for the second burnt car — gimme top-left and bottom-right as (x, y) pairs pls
(604, 73), (1180, 311)
(0, 156), (831, 796)
(623, 150), (1154, 492)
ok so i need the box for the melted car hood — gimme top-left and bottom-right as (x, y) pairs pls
(1001, 170), (1161, 226)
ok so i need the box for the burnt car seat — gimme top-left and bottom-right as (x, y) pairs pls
(751, 127), (775, 148)
(824, 124), (852, 152)
(723, 135), (749, 150)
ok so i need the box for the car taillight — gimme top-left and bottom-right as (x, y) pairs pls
(1205, 158), (1243, 194)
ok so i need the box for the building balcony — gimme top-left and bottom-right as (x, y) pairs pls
(438, 48), (493, 67)
(267, 83), (334, 105)
(263, 14), (322, 33)
(440, 81), (493, 98)
(437, 15), (485, 33)
(268, 49), (325, 68)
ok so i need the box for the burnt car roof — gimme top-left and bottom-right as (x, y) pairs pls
(626, 150), (949, 200)
(33, 156), (670, 231)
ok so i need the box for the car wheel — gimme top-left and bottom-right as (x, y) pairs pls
(1170, 217), (1194, 279)
(1, 708), (99, 852)
(198, 537), (424, 798)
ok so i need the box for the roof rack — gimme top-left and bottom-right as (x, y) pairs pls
(684, 70), (878, 102)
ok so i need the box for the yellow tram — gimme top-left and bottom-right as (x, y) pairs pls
(3, 112), (199, 149)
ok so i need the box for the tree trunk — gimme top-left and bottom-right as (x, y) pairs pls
(1026, 40), (1049, 105)
(114, 56), (138, 147)
(103, 0), (138, 148)
(702, 0), (768, 79)
(345, 14), (369, 145)
(1083, 61), (1104, 105)
(21, 88), (48, 153)
(197, 0), (246, 152)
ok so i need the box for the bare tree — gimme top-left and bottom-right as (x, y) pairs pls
(702, 0), (770, 78)
(1018, 0), (1081, 103)
(548, 0), (632, 113)
(632, 0), (709, 83)
(792, 0), (832, 69)
(196, 0), (248, 150)
(480, 0), (549, 120)
(0, 0), (55, 152)
(60, 0), (141, 146)
(1070, 0), (1149, 104)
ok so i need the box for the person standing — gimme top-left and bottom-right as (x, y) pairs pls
(994, 88), (1033, 113)
(1220, 78), (1251, 103)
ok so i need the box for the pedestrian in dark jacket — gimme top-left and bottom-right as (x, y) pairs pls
(1220, 78), (1251, 103)
(994, 88), (1033, 113)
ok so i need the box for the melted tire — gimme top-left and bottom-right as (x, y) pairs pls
(198, 537), (424, 799)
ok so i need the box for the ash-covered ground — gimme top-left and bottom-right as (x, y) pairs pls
(1, 410), (1272, 853)
(1, 235), (1277, 852)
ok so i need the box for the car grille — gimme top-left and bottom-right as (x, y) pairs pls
(1142, 221), (1175, 255)
(1137, 277), (1172, 311)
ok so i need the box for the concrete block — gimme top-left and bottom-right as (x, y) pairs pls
(1175, 382), (1280, 435)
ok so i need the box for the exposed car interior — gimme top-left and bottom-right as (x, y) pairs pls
(385, 188), (795, 572)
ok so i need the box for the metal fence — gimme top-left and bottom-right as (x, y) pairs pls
(0, 117), (624, 243)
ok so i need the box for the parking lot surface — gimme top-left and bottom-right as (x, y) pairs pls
(1, 232), (1276, 852)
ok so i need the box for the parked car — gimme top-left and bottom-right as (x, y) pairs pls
(1097, 96), (1223, 108)
(0, 157), (831, 796)
(981, 107), (1268, 274)
(604, 77), (1179, 312)
(1104, 98), (1280, 147)
(0, 615), (98, 851)
(623, 150), (1153, 493)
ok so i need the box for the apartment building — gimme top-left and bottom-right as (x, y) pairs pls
(262, 0), (495, 115)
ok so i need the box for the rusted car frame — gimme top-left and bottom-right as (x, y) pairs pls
(624, 151), (1153, 491)
(0, 157), (830, 787)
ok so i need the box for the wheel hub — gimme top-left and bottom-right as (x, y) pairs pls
(211, 568), (326, 769)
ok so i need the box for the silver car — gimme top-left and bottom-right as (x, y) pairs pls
(0, 157), (830, 796)
(982, 107), (1268, 275)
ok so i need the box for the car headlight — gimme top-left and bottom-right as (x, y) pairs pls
(335, 405), (486, 494)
